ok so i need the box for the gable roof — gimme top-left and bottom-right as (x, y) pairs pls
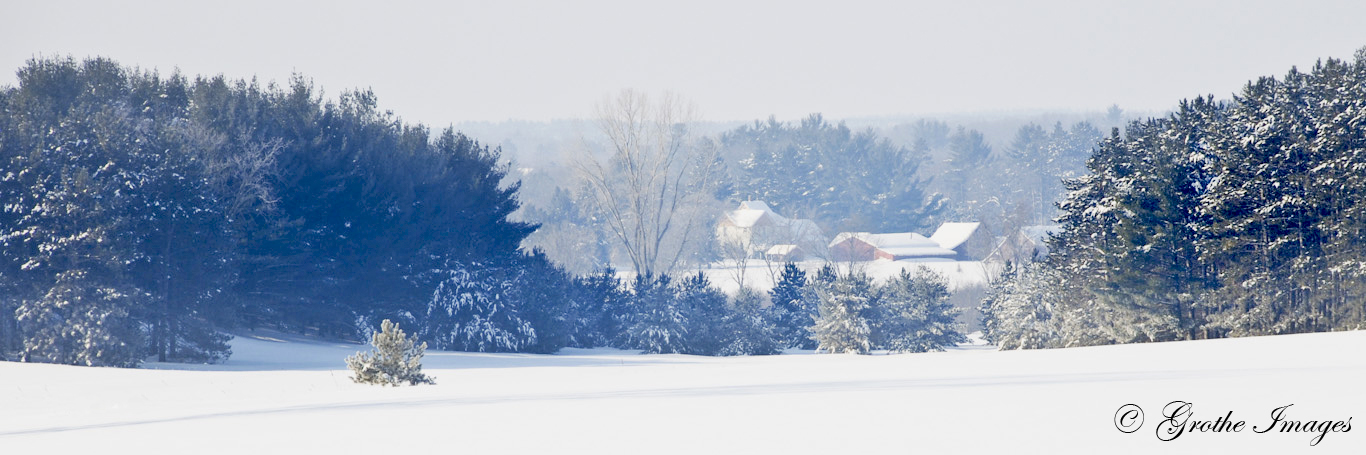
(830, 231), (957, 258)
(930, 222), (982, 251)
(723, 200), (785, 228)
(739, 200), (772, 212)
(724, 208), (771, 228)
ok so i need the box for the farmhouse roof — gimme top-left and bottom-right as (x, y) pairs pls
(724, 200), (785, 228)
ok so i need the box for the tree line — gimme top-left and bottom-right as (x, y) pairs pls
(984, 48), (1366, 348)
(0, 57), (539, 365)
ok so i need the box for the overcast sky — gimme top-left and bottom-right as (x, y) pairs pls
(5, 0), (1366, 126)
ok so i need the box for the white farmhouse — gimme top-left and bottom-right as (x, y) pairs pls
(716, 201), (826, 258)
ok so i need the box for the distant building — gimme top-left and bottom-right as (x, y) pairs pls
(928, 222), (995, 261)
(828, 222), (994, 262)
(765, 244), (806, 262)
(716, 201), (826, 258)
(828, 232), (957, 262)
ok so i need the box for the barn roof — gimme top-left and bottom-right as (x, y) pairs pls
(830, 231), (957, 258)
(929, 222), (982, 250)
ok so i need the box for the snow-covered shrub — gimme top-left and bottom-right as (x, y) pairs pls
(346, 319), (433, 386)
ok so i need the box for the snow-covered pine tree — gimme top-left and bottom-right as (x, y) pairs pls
(570, 267), (627, 348)
(768, 263), (812, 349)
(2, 131), (147, 366)
(980, 262), (1062, 350)
(678, 272), (728, 356)
(874, 268), (966, 353)
(16, 270), (144, 367)
(808, 272), (875, 354)
(621, 274), (689, 354)
(347, 319), (433, 386)
(1199, 69), (1331, 336)
(725, 114), (943, 234)
(422, 262), (536, 352)
(719, 287), (781, 356)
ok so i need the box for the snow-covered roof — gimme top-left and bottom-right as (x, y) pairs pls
(723, 200), (786, 228)
(930, 222), (981, 251)
(722, 201), (827, 242)
(788, 219), (824, 238)
(725, 208), (772, 228)
(830, 232), (957, 258)
(766, 244), (801, 255)
(739, 200), (772, 212)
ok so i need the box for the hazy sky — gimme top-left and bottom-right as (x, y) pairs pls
(4, 0), (1365, 126)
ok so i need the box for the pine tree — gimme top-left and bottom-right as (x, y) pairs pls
(16, 270), (144, 367)
(422, 262), (536, 352)
(621, 274), (689, 354)
(808, 272), (875, 354)
(724, 114), (943, 232)
(874, 268), (966, 353)
(720, 287), (781, 356)
(346, 319), (434, 386)
(980, 262), (1061, 350)
(571, 267), (627, 348)
(768, 263), (812, 349)
(677, 272), (728, 356)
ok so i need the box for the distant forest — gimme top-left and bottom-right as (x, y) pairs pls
(3, 48), (1365, 366)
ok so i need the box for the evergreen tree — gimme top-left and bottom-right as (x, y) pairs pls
(571, 267), (628, 348)
(874, 269), (966, 353)
(621, 274), (689, 354)
(509, 251), (576, 354)
(346, 319), (434, 386)
(980, 262), (1061, 350)
(808, 272), (875, 354)
(0, 56), (559, 364)
(945, 126), (993, 207)
(768, 263), (813, 349)
(677, 272), (729, 356)
(720, 287), (782, 356)
(421, 261), (537, 353)
(724, 114), (943, 233)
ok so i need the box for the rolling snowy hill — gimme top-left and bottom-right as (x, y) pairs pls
(2, 330), (1363, 453)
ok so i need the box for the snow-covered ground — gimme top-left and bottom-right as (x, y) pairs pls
(3, 330), (1364, 453)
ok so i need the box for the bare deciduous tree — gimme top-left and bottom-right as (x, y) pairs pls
(576, 90), (721, 277)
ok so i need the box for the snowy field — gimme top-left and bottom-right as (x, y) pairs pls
(3, 330), (1365, 454)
